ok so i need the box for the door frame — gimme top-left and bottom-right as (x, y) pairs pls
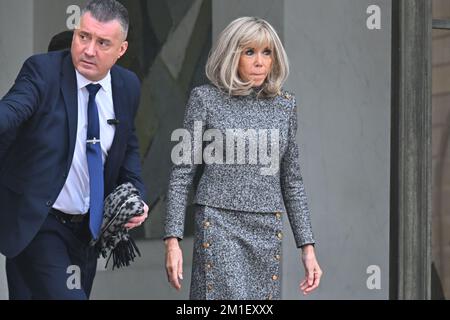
(390, 0), (432, 300)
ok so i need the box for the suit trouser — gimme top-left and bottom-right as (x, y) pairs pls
(6, 211), (97, 300)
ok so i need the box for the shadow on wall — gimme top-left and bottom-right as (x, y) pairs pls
(431, 262), (446, 299)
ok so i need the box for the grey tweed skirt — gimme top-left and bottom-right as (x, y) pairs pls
(190, 205), (283, 300)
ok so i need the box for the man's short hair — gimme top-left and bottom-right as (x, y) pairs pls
(82, 0), (129, 39)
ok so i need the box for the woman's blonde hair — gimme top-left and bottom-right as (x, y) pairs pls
(206, 17), (289, 98)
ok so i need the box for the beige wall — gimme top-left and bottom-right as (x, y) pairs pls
(0, 0), (35, 299)
(432, 0), (450, 299)
(0, 0), (34, 97)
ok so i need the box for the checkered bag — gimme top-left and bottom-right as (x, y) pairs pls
(91, 182), (145, 269)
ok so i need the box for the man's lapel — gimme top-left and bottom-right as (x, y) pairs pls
(104, 66), (127, 192)
(60, 53), (78, 172)
(110, 66), (127, 139)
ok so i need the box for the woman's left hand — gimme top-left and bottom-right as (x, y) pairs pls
(299, 244), (322, 295)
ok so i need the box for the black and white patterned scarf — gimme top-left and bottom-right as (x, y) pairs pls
(91, 182), (145, 269)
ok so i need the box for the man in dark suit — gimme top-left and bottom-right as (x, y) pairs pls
(0, 0), (148, 299)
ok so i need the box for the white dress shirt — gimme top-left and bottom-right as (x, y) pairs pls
(53, 71), (116, 215)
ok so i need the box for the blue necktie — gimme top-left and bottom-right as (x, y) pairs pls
(86, 84), (104, 239)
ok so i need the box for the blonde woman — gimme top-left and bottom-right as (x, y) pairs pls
(164, 17), (322, 300)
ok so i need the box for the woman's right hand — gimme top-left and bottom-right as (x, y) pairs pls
(165, 237), (184, 291)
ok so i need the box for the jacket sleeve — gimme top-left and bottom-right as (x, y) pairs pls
(280, 94), (315, 248)
(164, 87), (206, 240)
(117, 74), (147, 201)
(0, 56), (44, 135)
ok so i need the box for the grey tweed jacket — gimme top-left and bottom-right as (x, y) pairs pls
(164, 84), (315, 248)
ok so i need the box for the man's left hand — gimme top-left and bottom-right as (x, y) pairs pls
(124, 202), (149, 230)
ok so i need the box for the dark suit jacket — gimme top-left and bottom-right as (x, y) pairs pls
(0, 50), (146, 258)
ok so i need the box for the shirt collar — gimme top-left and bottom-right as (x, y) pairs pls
(75, 70), (112, 93)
